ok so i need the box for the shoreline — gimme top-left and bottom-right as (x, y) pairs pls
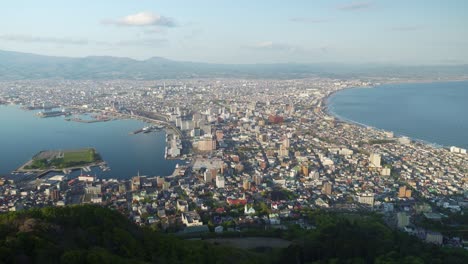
(322, 79), (468, 150)
(0, 105), (182, 179)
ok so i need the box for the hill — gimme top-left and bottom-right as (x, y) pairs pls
(1, 206), (467, 263)
(0, 49), (467, 80)
(0, 205), (271, 263)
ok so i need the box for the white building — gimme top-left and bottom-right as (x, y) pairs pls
(182, 211), (203, 227)
(381, 167), (391, 176)
(357, 193), (375, 206)
(216, 176), (225, 188)
(369, 153), (381, 168)
(425, 231), (443, 245)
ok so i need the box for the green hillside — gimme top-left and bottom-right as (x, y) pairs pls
(0, 206), (467, 263)
(0, 205), (268, 264)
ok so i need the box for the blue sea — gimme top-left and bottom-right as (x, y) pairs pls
(328, 81), (468, 149)
(0, 105), (182, 179)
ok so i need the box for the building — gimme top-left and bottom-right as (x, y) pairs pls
(369, 153), (381, 168)
(181, 211), (203, 227)
(204, 170), (213, 183)
(322, 182), (332, 195)
(398, 186), (407, 198)
(216, 175), (225, 188)
(397, 212), (410, 228)
(302, 165), (309, 177)
(85, 185), (101, 195)
(357, 193), (375, 206)
(177, 200), (189, 212)
(78, 175), (95, 182)
(278, 145), (289, 157)
(398, 186), (412, 198)
(399, 137), (411, 145)
(253, 174), (262, 185)
(226, 198), (247, 206)
(244, 204), (256, 215)
(214, 226), (224, 233)
(425, 231), (443, 245)
(268, 115), (284, 124)
(215, 130), (224, 141)
(118, 183), (126, 193)
(381, 167), (391, 176)
(50, 189), (60, 201)
(405, 189), (412, 198)
(243, 179), (251, 190)
(131, 176), (141, 191)
(450, 146), (467, 154)
(197, 136), (216, 151)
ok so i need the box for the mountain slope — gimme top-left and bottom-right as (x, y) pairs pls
(0, 49), (467, 80)
(0, 205), (267, 264)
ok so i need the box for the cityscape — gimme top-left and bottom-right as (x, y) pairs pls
(0, 1), (467, 263)
(1, 77), (467, 243)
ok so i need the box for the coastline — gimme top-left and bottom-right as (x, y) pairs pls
(322, 79), (468, 149)
(0, 104), (182, 179)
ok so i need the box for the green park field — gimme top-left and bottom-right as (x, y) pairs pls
(22, 148), (101, 170)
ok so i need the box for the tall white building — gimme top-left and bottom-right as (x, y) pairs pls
(369, 153), (381, 168)
(216, 176), (225, 188)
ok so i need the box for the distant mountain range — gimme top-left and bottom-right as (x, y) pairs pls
(0, 49), (467, 80)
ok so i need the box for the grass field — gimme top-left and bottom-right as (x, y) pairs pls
(23, 148), (101, 170)
(63, 148), (96, 163)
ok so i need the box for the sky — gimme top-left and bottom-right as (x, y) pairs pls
(0, 0), (467, 64)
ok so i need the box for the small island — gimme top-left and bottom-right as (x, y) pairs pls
(18, 148), (102, 174)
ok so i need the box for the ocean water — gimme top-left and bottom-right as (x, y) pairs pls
(0, 105), (182, 179)
(328, 81), (468, 149)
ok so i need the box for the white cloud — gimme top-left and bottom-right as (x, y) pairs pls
(0, 34), (88, 45)
(116, 38), (168, 46)
(337, 1), (373, 11)
(103, 12), (177, 27)
(250, 41), (294, 51)
(0, 34), (167, 47)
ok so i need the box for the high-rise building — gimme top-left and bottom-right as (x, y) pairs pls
(243, 179), (251, 190)
(253, 174), (262, 185)
(398, 186), (411, 198)
(278, 145), (289, 157)
(398, 186), (406, 198)
(216, 176), (225, 188)
(405, 189), (412, 198)
(322, 182), (332, 195)
(131, 175), (141, 191)
(118, 183), (126, 193)
(369, 153), (381, 168)
(204, 170), (212, 183)
(197, 136), (216, 151)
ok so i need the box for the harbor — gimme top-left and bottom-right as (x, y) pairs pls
(129, 125), (165, 135)
(0, 105), (182, 179)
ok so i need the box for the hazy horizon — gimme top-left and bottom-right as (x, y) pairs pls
(1, 0), (467, 65)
